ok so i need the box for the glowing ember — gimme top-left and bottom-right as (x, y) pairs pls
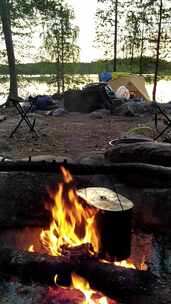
(101, 258), (136, 269)
(114, 260), (136, 269)
(40, 166), (99, 256)
(28, 245), (34, 252)
(139, 256), (148, 271)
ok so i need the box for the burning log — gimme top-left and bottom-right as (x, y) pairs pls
(75, 259), (154, 300)
(0, 246), (154, 299)
(0, 245), (91, 286)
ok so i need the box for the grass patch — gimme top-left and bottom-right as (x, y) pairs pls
(127, 125), (156, 138)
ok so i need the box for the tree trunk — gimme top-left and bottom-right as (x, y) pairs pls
(56, 53), (60, 94)
(113, 0), (118, 72)
(60, 6), (65, 93)
(139, 28), (144, 75)
(0, 0), (18, 104)
(152, 0), (163, 101)
(130, 43), (134, 70)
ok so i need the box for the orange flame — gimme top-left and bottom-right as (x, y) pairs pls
(139, 256), (148, 271)
(71, 273), (94, 303)
(40, 166), (99, 256)
(101, 258), (136, 270)
(71, 273), (115, 304)
(114, 260), (136, 269)
(28, 245), (34, 252)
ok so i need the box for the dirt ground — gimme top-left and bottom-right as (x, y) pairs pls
(0, 107), (158, 160)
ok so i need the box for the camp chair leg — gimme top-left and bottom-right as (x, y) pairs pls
(30, 118), (36, 132)
(153, 102), (171, 141)
(8, 97), (39, 138)
(9, 118), (24, 138)
(9, 115), (38, 138)
(154, 124), (171, 141)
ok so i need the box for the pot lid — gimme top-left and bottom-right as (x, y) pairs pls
(77, 187), (133, 212)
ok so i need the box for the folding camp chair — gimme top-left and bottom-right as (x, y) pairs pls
(154, 102), (171, 140)
(8, 97), (39, 138)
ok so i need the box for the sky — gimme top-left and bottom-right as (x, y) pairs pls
(68, 0), (103, 62)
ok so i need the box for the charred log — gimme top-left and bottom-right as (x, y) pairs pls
(0, 245), (91, 286)
(0, 248), (72, 285)
(76, 259), (154, 300)
(0, 247), (154, 299)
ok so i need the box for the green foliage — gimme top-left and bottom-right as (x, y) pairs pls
(0, 57), (171, 76)
(95, 1), (132, 60)
(38, 0), (79, 92)
(94, 0), (171, 76)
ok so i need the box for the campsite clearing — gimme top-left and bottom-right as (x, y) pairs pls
(0, 107), (159, 160)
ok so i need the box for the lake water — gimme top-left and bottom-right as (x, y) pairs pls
(0, 74), (171, 105)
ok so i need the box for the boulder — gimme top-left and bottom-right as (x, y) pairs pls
(109, 135), (153, 146)
(105, 141), (171, 166)
(22, 155), (74, 163)
(64, 85), (111, 113)
(77, 150), (109, 166)
(113, 100), (154, 116)
(48, 107), (66, 117)
(113, 102), (136, 116)
(89, 109), (111, 119)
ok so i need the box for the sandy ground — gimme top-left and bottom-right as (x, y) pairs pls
(0, 107), (158, 160)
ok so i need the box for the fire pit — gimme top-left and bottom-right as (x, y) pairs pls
(0, 165), (170, 303)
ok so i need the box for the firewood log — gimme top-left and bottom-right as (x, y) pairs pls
(76, 259), (154, 301)
(0, 244), (92, 286)
(0, 246), (154, 300)
(0, 248), (72, 285)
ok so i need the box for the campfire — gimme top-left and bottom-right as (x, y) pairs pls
(40, 166), (99, 257)
(24, 166), (149, 303)
(0, 161), (170, 303)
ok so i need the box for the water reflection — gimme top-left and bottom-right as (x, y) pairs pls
(0, 74), (171, 105)
(0, 74), (99, 105)
(146, 79), (171, 103)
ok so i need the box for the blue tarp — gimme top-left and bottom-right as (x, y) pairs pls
(35, 95), (54, 110)
(99, 72), (112, 82)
